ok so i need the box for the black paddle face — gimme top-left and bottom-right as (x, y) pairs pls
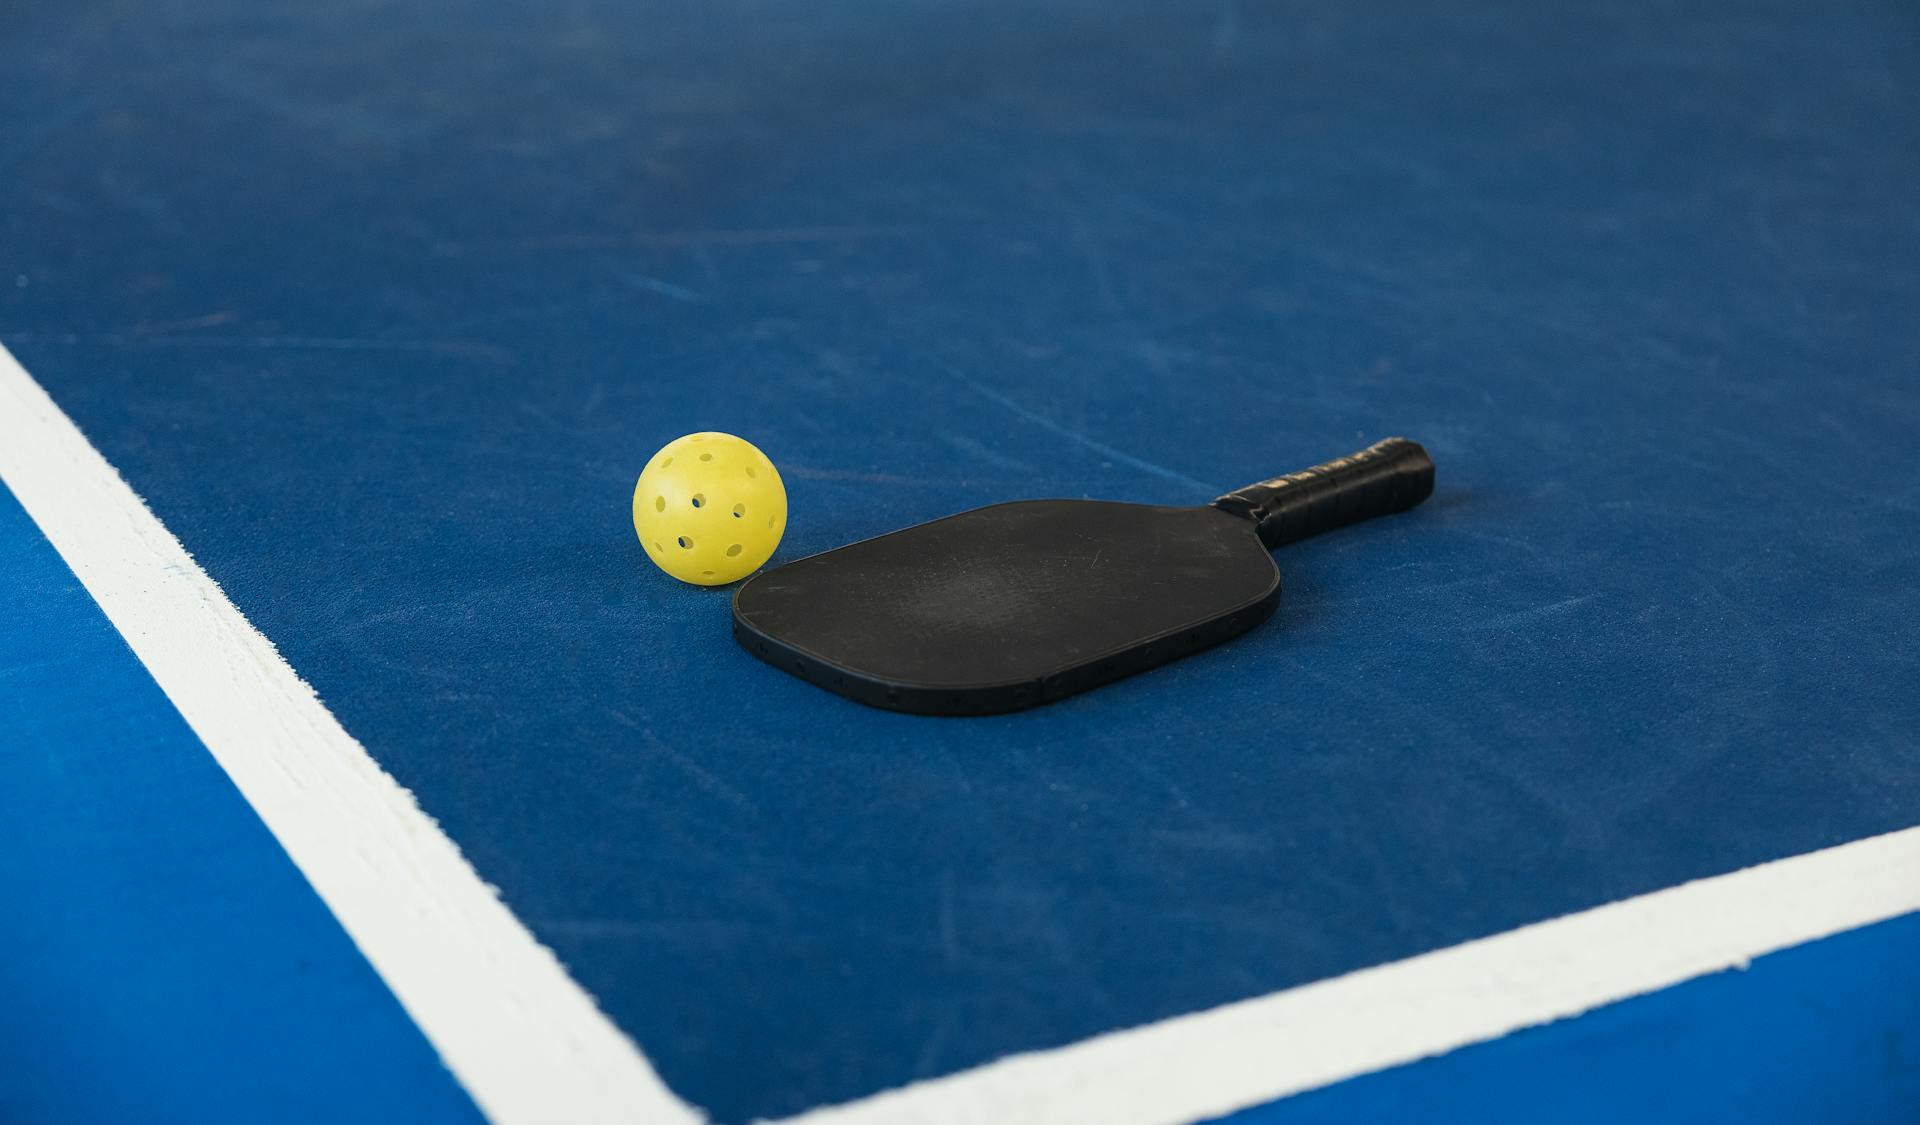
(732, 500), (1279, 715)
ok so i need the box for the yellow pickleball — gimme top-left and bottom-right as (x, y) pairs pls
(633, 432), (787, 586)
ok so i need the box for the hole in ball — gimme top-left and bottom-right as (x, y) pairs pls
(766, 515), (776, 529)
(677, 536), (693, 549)
(725, 544), (742, 557)
(732, 503), (746, 518)
(699, 453), (713, 461)
(653, 496), (665, 512)
(744, 465), (757, 479)
(661, 456), (673, 468)
(690, 494), (705, 508)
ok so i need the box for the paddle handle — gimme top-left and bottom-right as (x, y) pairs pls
(1212, 438), (1435, 549)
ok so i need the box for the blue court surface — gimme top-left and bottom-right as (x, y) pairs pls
(3, 2), (1918, 1123)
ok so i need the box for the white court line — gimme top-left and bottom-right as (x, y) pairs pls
(4, 342), (1917, 1125)
(781, 827), (1920, 1125)
(0, 346), (701, 1125)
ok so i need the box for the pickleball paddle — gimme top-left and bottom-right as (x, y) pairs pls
(732, 437), (1434, 714)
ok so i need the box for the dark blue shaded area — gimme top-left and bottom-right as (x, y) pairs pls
(0, 488), (482, 1125)
(4, 2), (1918, 1119)
(1227, 909), (1920, 1125)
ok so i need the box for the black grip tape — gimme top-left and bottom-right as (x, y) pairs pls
(1211, 437), (1435, 549)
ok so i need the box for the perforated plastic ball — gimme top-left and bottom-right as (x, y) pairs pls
(633, 432), (787, 586)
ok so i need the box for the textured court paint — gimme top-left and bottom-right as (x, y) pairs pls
(5, 1), (1919, 1121)
(7, 365), (1914, 1125)
(0, 485), (483, 1125)
(0, 351), (698, 1125)
(778, 829), (1920, 1125)
(1225, 908), (1920, 1125)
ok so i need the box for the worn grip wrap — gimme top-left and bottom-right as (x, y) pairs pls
(1211, 437), (1435, 549)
